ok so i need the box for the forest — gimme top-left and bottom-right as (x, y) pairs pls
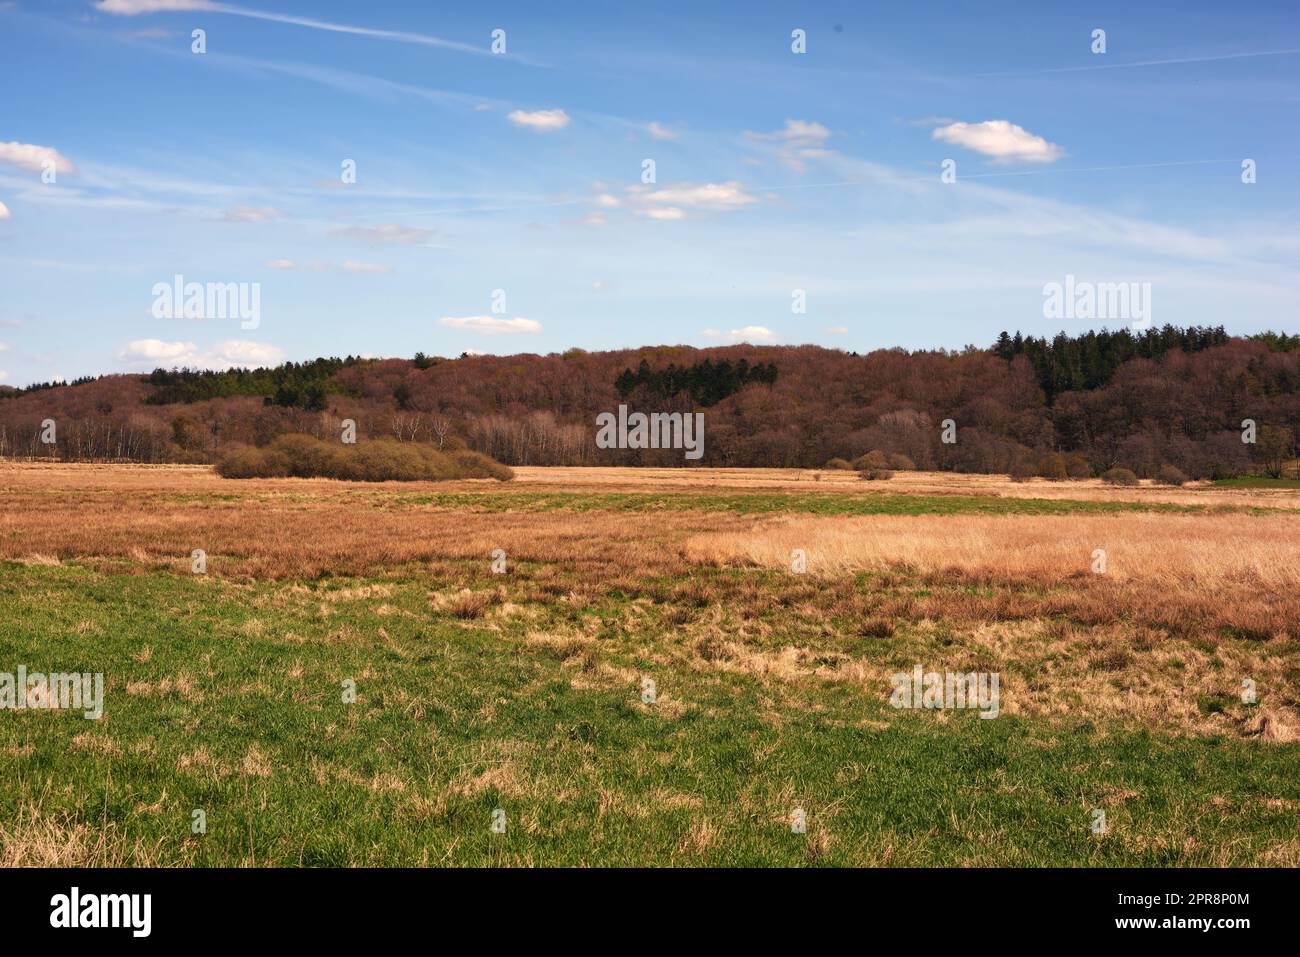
(0, 326), (1296, 479)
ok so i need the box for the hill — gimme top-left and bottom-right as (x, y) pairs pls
(1, 326), (1296, 479)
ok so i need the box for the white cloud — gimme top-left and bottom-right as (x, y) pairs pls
(825, 326), (849, 334)
(0, 141), (76, 175)
(0, 372), (7, 383)
(0, 201), (9, 221)
(744, 120), (832, 171)
(582, 213), (607, 226)
(119, 338), (285, 370)
(644, 182), (757, 210)
(627, 181), (758, 220)
(646, 121), (678, 141)
(224, 205), (286, 222)
(263, 259), (296, 270)
(506, 109), (570, 132)
(340, 260), (391, 273)
(639, 206), (684, 221)
(748, 119), (831, 144)
(931, 120), (1064, 163)
(595, 193), (621, 208)
(439, 315), (542, 335)
(702, 326), (776, 343)
(330, 223), (433, 245)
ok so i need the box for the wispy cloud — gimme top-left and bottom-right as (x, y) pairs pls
(743, 120), (833, 170)
(97, 0), (512, 60)
(330, 223), (434, 245)
(223, 205), (285, 222)
(646, 121), (679, 141)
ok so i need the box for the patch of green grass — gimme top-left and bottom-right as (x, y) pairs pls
(1213, 477), (1300, 489)
(0, 564), (1296, 866)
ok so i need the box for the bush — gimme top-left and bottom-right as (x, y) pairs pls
(1101, 467), (1139, 486)
(851, 450), (890, 471)
(858, 468), (894, 481)
(1155, 464), (1188, 486)
(451, 449), (516, 481)
(213, 445), (290, 478)
(216, 435), (514, 482)
(886, 452), (916, 471)
(1064, 454), (1093, 479)
(824, 457), (853, 470)
(1036, 452), (1068, 481)
(1009, 460), (1036, 482)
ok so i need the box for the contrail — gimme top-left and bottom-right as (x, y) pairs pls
(971, 47), (1300, 77)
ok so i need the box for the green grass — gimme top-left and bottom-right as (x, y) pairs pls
(1, 561), (1295, 866)
(1213, 477), (1300, 489)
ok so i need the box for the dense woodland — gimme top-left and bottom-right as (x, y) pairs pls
(1, 326), (1296, 479)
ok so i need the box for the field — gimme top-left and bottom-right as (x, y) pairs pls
(0, 462), (1297, 866)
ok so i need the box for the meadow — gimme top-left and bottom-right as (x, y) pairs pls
(0, 463), (1296, 866)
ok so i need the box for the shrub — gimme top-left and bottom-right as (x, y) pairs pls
(1036, 452), (1067, 481)
(1101, 467), (1139, 486)
(216, 435), (514, 482)
(1065, 454), (1093, 479)
(858, 468), (894, 481)
(1155, 464), (1188, 486)
(886, 452), (916, 471)
(851, 450), (890, 471)
(451, 449), (516, 481)
(824, 457), (853, 470)
(1009, 460), (1036, 482)
(214, 445), (289, 478)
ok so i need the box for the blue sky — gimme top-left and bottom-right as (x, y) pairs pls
(0, 0), (1297, 386)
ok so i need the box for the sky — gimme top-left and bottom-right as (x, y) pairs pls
(0, 0), (1298, 386)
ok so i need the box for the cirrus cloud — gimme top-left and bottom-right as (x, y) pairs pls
(931, 120), (1064, 163)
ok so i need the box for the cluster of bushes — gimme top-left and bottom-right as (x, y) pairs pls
(1013, 456), (1190, 486)
(826, 450), (914, 472)
(215, 434), (514, 482)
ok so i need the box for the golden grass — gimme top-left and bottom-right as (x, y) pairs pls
(684, 511), (1300, 593)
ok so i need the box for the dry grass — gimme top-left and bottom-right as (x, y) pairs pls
(685, 511), (1300, 594)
